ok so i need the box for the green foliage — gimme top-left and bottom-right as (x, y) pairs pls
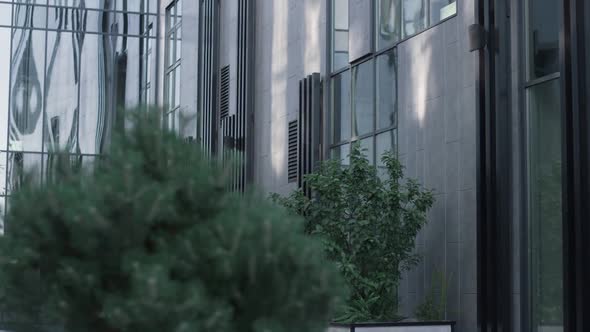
(271, 144), (434, 323)
(415, 270), (449, 321)
(0, 111), (345, 332)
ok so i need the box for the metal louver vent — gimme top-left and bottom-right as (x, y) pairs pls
(288, 120), (298, 183)
(220, 65), (230, 119)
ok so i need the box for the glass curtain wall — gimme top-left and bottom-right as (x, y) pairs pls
(0, 0), (159, 229)
(330, 0), (456, 173)
(334, 0), (456, 71)
(524, 0), (563, 330)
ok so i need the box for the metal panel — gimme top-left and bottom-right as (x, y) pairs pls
(219, 0), (253, 193)
(298, 73), (322, 195)
(198, 0), (219, 156)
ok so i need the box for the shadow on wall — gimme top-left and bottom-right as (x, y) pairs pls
(267, 0), (324, 196)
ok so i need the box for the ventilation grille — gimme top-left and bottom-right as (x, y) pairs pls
(288, 120), (298, 183)
(220, 65), (230, 119)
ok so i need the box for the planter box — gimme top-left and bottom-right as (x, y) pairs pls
(329, 321), (455, 332)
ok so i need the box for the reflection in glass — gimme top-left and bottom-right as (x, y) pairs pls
(331, 143), (350, 166)
(526, 0), (560, 79)
(0, 195), (5, 234)
(353, 60), (374, 137)
(376, 129), (396, 178)
(2, 1), (156, 186)
(430, 0), (456, 25)
(0, 153), (7, 195)
(377, 50), (397, 130)
(377, 0), (401, 49)
(10, 29), (46, 152)
(0, 3), (13, 26)
(12, 2), (47, 28)
(44, 31), (79, 153)
(331, 70), (351, 144)
(332, 0), (349, 70)
(528, 79), (563, 331)
(165, 0), (182, 131)
(0, 26), (9, 153)
(402, 0), (426, 38)
(6, 152), (42, 194)
(358, 137), (374, 165)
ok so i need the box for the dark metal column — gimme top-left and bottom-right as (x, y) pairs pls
(476, 0), (513, 330)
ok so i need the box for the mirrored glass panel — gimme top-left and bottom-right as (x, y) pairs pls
(10, 29), (46, 153)
(353, 60), (374, 137)
(358, 137), (374, 165)
(331, 70), (351, 144)
(377, 50), (397, 130)
(332, 0), (349, 70)
(0, 152), (7, 195)
(12, 2), (47, 28)
(0, 195), (5, 234)
(44, 31), (79, 153)
(0, 27), (11, 152)
(527, 79), (563, 332)
(0, 3), (13, 26)
(402, 0), (426, 38)
(5, 152), (42, 194)
(376, 129), (396, 179)
(349, 0), (372, 62)
(331, 143), (350, 166)
(526, 0), (560, 79)
(78, 33), (112, 155)
(430, 0), (456, 25)
(377, 0), (401, 49)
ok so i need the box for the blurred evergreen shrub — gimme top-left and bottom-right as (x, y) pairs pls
(0, 111), (345, 332)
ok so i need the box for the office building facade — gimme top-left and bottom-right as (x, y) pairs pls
(1, 1), (589, 331)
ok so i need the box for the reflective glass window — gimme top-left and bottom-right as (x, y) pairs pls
(377, 0), (402, 49)
(353, 60), (375, 137)
(402, 0), (426, 38)
(526, 0), (560, 79)
(527, 79), (563, 332)
(11, 29), (46, 153)
(332, 70), (351, 144)
(376, 50), (397, 130)
(331, 143), (350, 166)
(332, 0), (349, 71)
(358, 137), (374, 165)
(430, 0), (457, 25)
(165, 0), (182, 131)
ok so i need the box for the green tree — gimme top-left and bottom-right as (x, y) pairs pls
(0, 111), (345, 332)
(272, 144), (434, 323)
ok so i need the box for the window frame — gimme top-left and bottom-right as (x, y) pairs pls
(328, 0), (457, 166)
(521, 0), (564, 331)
